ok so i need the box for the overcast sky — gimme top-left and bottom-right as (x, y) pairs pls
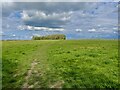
(1, 1), (119, 40)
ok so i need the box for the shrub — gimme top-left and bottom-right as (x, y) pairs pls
(32, 34), (66, 40)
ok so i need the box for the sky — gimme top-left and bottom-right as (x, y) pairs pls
(1, 1), (119, 40)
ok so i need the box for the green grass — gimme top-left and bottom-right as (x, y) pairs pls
(2, 40), (119, 88)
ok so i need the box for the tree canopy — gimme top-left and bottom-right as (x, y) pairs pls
(32, 34), (66, 40)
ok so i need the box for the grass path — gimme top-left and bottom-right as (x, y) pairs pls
(22, 41), (59, 88)
(22, 42), (50, 88)
(23, 59), (38, 88)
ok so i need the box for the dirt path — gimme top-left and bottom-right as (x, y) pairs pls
(22, 42), (57, 88)
(22, 59), (37, 88)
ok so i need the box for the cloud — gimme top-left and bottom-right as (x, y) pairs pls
(12, 34), (16, 36)
(88, 28), (96, 32)
(2, 2), (90, 29)
(76, 29), (82, 32)
(21, 10), (72, 28)
(32, 34), (41, 36)
(18, 25), (64, 32)
(2, 2), (87, 17)
(113, 27), (117, 30)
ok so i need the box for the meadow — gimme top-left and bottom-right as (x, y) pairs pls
(2, 40), (119, 88)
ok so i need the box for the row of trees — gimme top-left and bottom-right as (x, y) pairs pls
(32, 34), (66, 40)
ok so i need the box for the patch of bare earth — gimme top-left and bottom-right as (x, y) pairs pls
(50, 80), (64, 88)
(22, 59), (38, 88)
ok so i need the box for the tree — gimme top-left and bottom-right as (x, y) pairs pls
(32, 34), (66, 40)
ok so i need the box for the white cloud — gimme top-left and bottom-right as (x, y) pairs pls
(21, 10), (72, 28)
(21, 10), (72, 21)
(2, 2), (87, 17)
(18, 25), (64, 32)
(113, 27), (117, 30)
(32, 34), (41, 36)
(88, 28), (96, 32)
(76, 29), (82, 32)
(12, 34), (16, 36)
(0, 33), (2, 36)
(97, 24), (101, 27)
(113, 31), (117, 34)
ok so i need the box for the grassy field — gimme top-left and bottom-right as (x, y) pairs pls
(2, 40), (119, 88)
